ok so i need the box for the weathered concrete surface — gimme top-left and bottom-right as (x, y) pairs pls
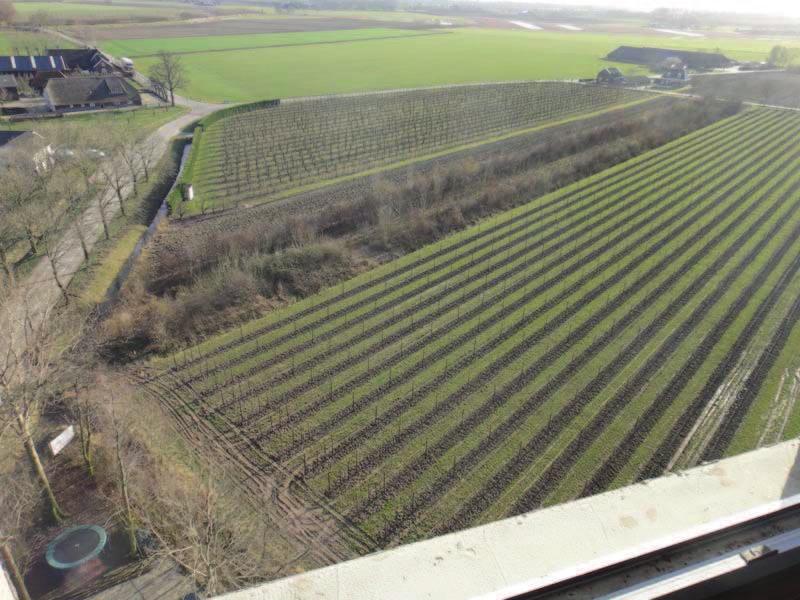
(0, 561), (17, 600)
(217, 439), (800, 600)
(87, 559), (193, 600)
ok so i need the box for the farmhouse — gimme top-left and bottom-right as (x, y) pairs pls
(596, 67), (625, 84)
(0, 55), (68, 79)
(0, 74), (19, 100)
(606, 46), (733, 70)
(656, 64), (689, 87)
(43, 76), (141, 112)
(0, 131), (53, 171)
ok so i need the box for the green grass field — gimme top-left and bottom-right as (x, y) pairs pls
(12, 0), (192, 21)
(0, 29), (71, 53)
(13, 1), (179, 18)
(106, 27), (799, 102)
(102, 28), (448, 57)
(146, 106), (800, 545)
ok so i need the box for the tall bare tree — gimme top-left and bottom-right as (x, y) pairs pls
(0, 288), (80, 524)
(0, 474), (37, 600)
(117, 136), (142, 198)
(134, 464), (267, 594)
(98, 157), (130, 217)
(0, 0), (15, 24)
(0, 166), (47, 257)
(133, 137), (158, 183)
(39, 209), (71, 307)
(74, 383), (96, 478)
(0, 198), (20, 288)
(148, 51), (188, 107)
(110, 394), (138, 557)
(70, 154), (112, 241)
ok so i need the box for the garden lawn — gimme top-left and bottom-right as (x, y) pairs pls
(0, 106), (187, 140)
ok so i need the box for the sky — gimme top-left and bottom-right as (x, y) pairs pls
(507, 0), (800, 17)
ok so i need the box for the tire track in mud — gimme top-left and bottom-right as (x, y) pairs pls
(702, 292), (800, 460)
(586, 215), (800, 493)
(137, 374), (373, 567)
(630, 248), (800, 475)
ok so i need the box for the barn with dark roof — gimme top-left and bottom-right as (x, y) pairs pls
(47, 48), (115, 74)
(43, 76), (141, 112)
(0, 55), (68, 78)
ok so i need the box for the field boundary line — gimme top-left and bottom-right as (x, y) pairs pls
(126, 30), (453, 58)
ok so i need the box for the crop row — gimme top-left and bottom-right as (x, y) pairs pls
(151, 108), (800, 544)
(168, 107), (761, 381)
(347, 124), (800, 541)
(189, 106), (780, 450)
(194, 82), (649, 206)
(204, 108), (783, 440)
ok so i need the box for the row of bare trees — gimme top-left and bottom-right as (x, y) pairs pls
(0, 122), (158, 300)
(0, 123), (162, 597)
(0, 124), (274, 595)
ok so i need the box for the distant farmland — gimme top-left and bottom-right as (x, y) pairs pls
(146, 106), (800, 545)
(186, 82), (650, 213)
(102, 28), (792, 102)
(100, 28), (443, 58)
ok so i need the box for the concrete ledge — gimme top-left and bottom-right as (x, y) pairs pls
(219, 440), (800, 600)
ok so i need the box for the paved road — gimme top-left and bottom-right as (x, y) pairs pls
(0, 95), (222, 368)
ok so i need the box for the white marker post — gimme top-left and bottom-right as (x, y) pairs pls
(48, 426), (75, 457)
